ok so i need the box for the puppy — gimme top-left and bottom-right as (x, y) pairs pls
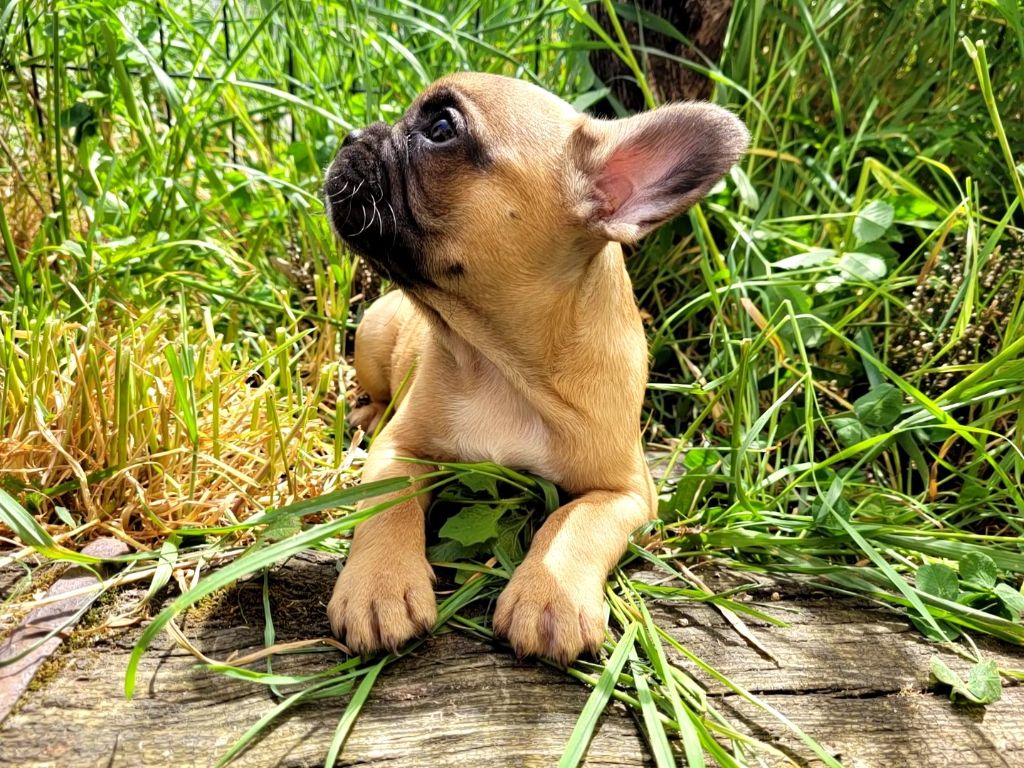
(323, 73), (748, 665)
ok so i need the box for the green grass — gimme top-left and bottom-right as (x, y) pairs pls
(2, 0), (1024, 765)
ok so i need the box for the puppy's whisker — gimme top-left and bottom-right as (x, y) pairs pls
(326, 182), (349, 203)
(365, 191), (379, 237)
(354, 204), (369, 235)
(339, 179), (364, 207)
(368, 203), (379, 237)
(331, 183), (359, 206)
(368, 186), (387, 239)
(385, 201), (398, 249)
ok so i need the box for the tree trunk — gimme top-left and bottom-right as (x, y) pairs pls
(590, 0), (733, 114)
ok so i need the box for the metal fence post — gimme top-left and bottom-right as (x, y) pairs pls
(222, 4), (237, 164)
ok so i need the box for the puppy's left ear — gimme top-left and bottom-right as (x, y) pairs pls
(568, 103), (749, 244)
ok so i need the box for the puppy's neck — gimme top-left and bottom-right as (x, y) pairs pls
(415, 240), (644, 398)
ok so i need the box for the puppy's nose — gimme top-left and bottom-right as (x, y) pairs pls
(342, 129), (363, 148)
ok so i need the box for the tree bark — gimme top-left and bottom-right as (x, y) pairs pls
(590, 0), (734, 113)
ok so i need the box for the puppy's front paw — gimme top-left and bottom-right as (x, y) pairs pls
(493, 564), (606, 666)
(327, 549), (436, 655)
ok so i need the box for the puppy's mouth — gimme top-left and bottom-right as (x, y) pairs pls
(323, 122), (428, 287)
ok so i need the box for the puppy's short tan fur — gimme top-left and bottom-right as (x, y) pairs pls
(323, 73), (748, 664)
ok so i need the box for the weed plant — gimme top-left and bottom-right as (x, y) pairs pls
(1, 0), (1023, 765)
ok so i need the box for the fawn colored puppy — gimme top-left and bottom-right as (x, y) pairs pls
(323, 73), (748, 664)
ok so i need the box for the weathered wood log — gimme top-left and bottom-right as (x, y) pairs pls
(0, 538), (128, 721)
(0, 553), (1022, 767)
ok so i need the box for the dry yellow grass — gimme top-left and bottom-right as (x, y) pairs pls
(0, 309), (361, 551)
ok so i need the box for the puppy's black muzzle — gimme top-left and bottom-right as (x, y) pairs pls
(324, 121), (391, 243)
(324, 122), (426, 287)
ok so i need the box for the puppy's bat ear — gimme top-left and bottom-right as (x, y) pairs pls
(568, 103), (749, 244)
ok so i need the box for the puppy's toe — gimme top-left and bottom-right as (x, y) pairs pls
(328, 551), (437, 655)
(494, 565), (606, 666)
(347, 401), (386, 433)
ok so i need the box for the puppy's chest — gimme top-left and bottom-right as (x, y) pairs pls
(439, 374), (555, 479)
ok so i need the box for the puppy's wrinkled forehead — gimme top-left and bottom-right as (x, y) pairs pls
(410, 72), (581, 158)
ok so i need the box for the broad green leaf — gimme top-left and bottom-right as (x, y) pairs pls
(683, 447), (720, 470)
(917, 564), (960, 602)
(729, 165), (760, 210)
(888, 193), (938, 219)
(831, 416), (875, 449)
(967, 660), (1002, 704)
(142, 535), (179, 606)
(994, 583), (1024, 621)
(53, 505), (76, 528)
(427, 538), (487, 564)
(930, 657), (967, 699)
(438, 504), (507, 546)
(60, 239), (86, 261)
(457, 472), (501, 498)
(853, 383), (902, 427)
(811, 476), (851, 532)
(773, 248), (835, 270)
(910, 615), (962, 643)
(255, 514), (302, 546)
(853, 200), (894, 245)
(99, 191), (129, 215)
(814, 273), (846, 293)
(930, 657), (1001, 705)
(494, 510), (529, 563)
(959, 552), (997, 590)
(837, 252), (887, 283)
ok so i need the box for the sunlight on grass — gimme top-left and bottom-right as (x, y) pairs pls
(2, 0), (1023, 765)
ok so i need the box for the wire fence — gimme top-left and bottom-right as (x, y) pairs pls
(6, 3), (314, 160)
(0, 1), (377, 250)
(3, 2), (390, 204)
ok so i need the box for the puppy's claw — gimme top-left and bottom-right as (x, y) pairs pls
(327, 552), (436, 655)
(494, 565), (605, 666)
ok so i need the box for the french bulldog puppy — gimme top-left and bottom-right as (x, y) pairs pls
(323, 73), (748, 665)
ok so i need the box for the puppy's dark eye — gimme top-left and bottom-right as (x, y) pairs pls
(427, 114), (457, 143)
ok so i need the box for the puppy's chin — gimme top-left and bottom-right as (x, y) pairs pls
(323, 124), (433, 289)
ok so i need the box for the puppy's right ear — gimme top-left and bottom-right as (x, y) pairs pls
(567, 103), (749, 244)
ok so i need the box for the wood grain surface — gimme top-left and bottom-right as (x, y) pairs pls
(1, 553), (1021, 767)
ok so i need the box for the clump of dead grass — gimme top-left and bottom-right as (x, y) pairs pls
(0, 306), (360, 551)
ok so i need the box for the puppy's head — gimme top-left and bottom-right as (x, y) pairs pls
(325, 73), (748, 298)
